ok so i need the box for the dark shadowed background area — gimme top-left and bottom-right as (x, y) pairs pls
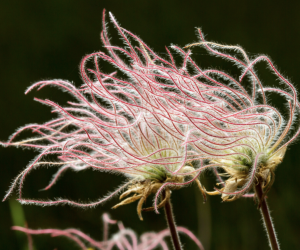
(1, 1), (300, 249)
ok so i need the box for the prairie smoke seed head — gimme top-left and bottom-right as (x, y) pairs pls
(2, 10), (206, 219)
(174, 31), (299, 202)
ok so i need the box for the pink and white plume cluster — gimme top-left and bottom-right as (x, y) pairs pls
(174, 32), (300, 200)
(12, 213), (204, 250)
(2, 9), (299, 207)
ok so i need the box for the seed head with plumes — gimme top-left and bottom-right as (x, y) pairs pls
(157, 29), (300, 201)
(1, 10), (207, 218)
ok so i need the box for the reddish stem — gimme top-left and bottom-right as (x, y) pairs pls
(255, 182), (280, 250)
(163, 192), (182, 250)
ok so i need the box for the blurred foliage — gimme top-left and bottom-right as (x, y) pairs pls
(9, 199), (32, 250)
(1, 0), (300, 249)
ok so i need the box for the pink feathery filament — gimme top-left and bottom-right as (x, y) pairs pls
(12, 213), (204, 250)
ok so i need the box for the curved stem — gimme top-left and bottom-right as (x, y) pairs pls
(255, 182), (280, 250)
(163, 191), (182, 250)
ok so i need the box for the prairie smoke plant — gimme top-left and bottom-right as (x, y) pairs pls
(155, 30), (298, 249)
(174, 31), (299, 204)
(12, 213), (204, 250)
(1, 12), (208, 250)
(2, 7), (295, 249)
(2, 12), (208, 223)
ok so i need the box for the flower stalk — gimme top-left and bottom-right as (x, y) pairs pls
(163, 190), (182, 250)
(255, 182), (280, 250)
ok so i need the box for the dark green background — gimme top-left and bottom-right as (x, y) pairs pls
(1, 1), (300, 249)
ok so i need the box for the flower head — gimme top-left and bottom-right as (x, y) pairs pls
(156, 29), (300, 202)
(2, 10), (206, 219)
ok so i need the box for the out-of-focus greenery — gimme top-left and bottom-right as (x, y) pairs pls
(1, 1), (300, 249)
(9, 199), (33, 250)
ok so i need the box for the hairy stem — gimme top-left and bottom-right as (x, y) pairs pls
(163, 191), (182, 250)
(255, 182), (280, 250)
